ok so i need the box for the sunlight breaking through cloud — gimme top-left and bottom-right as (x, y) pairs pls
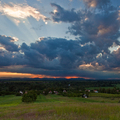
(0, 3), (47, 22)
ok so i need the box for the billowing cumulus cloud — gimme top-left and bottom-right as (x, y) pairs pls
(118, 10), (120, 20)
(83, 0), (110, 9)
(50, 2), (120, 55)
(67, 1), (120, 55)
(0, 35), (27, 67)
(0, 36), (100, 70)
(0, 51), (26, 67)
(0, 35), (19, 52)
(0, 36), (120, 79)
(69, 10), (120, 46)
(50, 3), (80, 23)
(0, 3), (47, 22)
(21, 38), (81, 69)
(106, 48), (120, 69)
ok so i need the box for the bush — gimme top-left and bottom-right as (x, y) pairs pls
(22, 90), (37, 103)
(36, 90), (41, 95)
(16, 92), (22, 96)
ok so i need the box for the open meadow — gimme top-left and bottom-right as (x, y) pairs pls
(0, 94), (120, 120)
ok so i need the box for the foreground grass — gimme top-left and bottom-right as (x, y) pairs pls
(0, 95), (120, 120)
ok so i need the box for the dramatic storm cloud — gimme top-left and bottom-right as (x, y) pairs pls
(0, 35), (19, 52)
(0, 0), (120, 79)
(50, 3), (80, 23)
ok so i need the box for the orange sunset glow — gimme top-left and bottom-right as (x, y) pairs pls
(0, 72), (89, 79)
(0, 72), (33, 78)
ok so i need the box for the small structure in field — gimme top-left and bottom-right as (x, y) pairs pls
(85, 90), (91, 92)
(19, 91), (23, 95)
(68, 84), (71, 86)
(88, 90), (90, 92)
(116, 90), (119, 92)
(54, 91), (58, 95)
(63, 90), (67, 93)
(49, 91), (52, 94)
(82, 94), (88, 98)
(94, 90), (98, 93)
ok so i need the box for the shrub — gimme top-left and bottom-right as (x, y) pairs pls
(43, 89), (49, 95)
(22, 90), (37, 103)
(16, 92), (22, 96)
(36, 90), (41, 95)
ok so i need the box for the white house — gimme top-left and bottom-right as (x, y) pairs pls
(19, 91), (23, 94)
(94, 90), (98, 93)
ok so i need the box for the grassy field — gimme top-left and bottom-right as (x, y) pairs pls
(86, 86), (114, 90)
(89, 93), (120, 98)
(0, 94), (120, 120)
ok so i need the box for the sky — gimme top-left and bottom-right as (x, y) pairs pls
(0, 0), (120, 79)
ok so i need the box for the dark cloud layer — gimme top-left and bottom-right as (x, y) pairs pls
(0, 35), (120, 79)
(50, 3), (80, 23)
(69, 11), (120, 54)
(21, 38), (81, 69)
(0, 35), (19, 52)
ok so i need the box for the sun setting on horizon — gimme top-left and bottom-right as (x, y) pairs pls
(0, 72), (90, 79)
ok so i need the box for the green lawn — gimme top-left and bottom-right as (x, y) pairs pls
(115, 84), (120, 88)
(0, 95), (22, 107)
(86, 86), (114, 90)
(89, 93), (120, 98)
(0, 94), (120, 120)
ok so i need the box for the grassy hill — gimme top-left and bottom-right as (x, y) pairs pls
(0, 94), (120, 120)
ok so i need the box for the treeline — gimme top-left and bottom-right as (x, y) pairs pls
(0, 79), (120, 96)
(98, 88), (120, 94)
